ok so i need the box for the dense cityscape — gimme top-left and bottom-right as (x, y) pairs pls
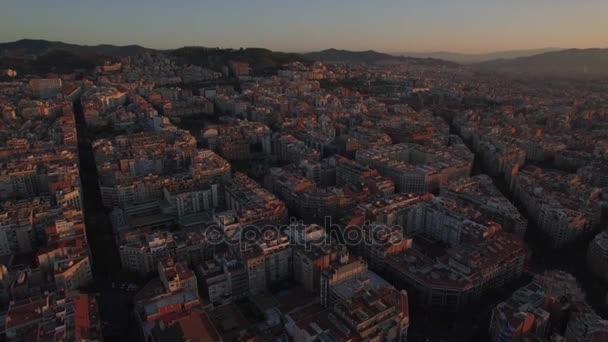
(0, 38), (607, 342)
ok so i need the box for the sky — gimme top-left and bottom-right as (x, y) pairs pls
(1, 0), (607, 53)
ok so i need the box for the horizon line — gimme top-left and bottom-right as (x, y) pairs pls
(3, 37), (608, 55)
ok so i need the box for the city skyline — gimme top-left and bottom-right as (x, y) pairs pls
(1, 2), (608, 341)
(2, 0), (608, 53)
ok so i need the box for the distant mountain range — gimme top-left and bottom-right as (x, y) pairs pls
(2, 39), (607, 79)
(473, 48), (608, 78)
(305, 47), (608, 79)
(394, 48), (563, 64)
(302, 48), (458, 67)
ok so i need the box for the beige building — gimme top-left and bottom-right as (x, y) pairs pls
(54, 255), (93, 291)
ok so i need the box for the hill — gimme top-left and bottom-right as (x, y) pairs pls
(0, 39), (158, 58)
(303, 48), (457, 66)
(304, 49), (399, 64)
(170, 47), (309, 75)
(395, 48), (562, 64)
(0, 39), (307, 75)
(473, 48), (608, 79)
(0, 39), (162, 74)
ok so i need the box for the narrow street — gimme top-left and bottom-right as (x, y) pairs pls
(74, 99), (121, 278)
(74, 99), (142, 340)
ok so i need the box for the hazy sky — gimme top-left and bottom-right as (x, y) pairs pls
(1, 0), (607, 53)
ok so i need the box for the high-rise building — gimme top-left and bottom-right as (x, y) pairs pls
(240, 232), (291, 295)
(288, 222), (341, 292)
